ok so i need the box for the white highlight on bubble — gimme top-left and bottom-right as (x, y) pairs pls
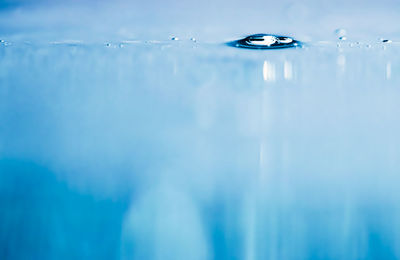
(249, 35), (277, 46)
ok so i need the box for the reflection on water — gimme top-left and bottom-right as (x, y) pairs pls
(1, 43), (400, 259)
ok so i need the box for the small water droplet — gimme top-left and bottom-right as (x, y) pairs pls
(334, 28), (347, 37)
(339, 36), (347, 41)
(0, 39), (4, 43)
(228, 34), (300, 49)
(190, 37), (196, 42)
(366, 44), (371, 48)
(119, 43), (124, 48)
(105, 43), (111, 47)
(171, 37), (179, 41)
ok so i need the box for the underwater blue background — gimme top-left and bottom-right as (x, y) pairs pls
(1, 0), (400, 259)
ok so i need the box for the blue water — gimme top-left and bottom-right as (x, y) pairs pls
(1, 40), (400, 260)
(2, 1), (400, 259)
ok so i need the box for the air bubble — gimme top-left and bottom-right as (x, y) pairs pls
(228, 34), (300, 49)
(335, 28), (348, 41)
(0, 39), (9, 46)
(382, 39), (392, 43)
(335, 28), (347, 37)
(171, 37), (179, 41)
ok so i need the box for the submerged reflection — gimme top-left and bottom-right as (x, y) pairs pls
(263, 61), (276, 82)
(386, 61), (391, 80)
(284, 61), (293, 80)
(1, 43), (400, 259)
(337, 54), (346, 74)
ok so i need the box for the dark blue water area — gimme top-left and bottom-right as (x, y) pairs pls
(0, 159), (129, 260)
(1, 158), (399, 260)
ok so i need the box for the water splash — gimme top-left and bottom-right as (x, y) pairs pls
(228, 34), (300, 49)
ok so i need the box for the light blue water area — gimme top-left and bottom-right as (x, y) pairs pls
(2, 0), (400, 259)
(1, 39), (400, 259)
